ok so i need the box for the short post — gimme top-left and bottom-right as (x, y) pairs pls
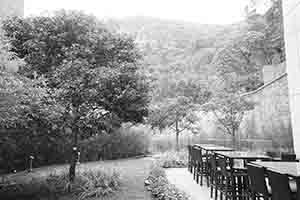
(69, 146), (78, 183)
(77, 151), (80, 164)
(28, 155), (34, 172)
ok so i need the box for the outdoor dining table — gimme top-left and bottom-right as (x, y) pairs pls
(215, 151), (272, 169)
(252, 161), (300, 180)
(252, 161), (300, 199)
(194, 144), (234, 152)
(213, 152), (271, 200)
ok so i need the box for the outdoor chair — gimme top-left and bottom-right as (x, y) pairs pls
(192, 146), (200, 180)
(210, 153), (222, 200)
(281, 153), (298, 161)
(247, 163), (271, 200)
(267, 170), (297, 200)
(187, 145), (193, 173)
(195, 147), (210, 186)
(219, 156), (249, 200)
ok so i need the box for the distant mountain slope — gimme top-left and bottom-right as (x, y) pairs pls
(104, 16), (245, 101)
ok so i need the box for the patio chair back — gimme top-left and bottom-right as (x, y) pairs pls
(247, 163), (269, 197)
(187, 145), (192, 172)
(281, 153), (297, 161)
(210, 153), (217, 172)
(191, 146), (197, 162)
(267, 170), (293, 200)
(218, 156), (231, 176)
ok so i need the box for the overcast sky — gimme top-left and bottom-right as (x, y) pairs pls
(25, 0), (248, 24)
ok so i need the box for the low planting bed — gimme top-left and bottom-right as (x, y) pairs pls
(145, 166), (189, 200)
(154, 150), (188, 168)
(0, 167), (122, 200)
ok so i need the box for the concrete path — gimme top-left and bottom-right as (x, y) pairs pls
(165, 168), (211, 200)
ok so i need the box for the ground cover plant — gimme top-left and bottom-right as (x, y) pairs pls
(145, 165), (189, 200)
(154, 150), (188, 168)
(0, 166), (122, 200)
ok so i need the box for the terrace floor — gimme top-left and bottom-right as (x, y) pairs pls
(165, 168), (211, 200)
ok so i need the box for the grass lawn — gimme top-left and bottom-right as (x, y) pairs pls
(1, 157), (155, 200)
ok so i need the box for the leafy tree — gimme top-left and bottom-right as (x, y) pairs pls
(3, 10), (150, 181)
(213, 30), (265, 92)
(263, 0), (285, 63)
(0, 27), (66, 172)
(149, 96), (199, 151)
(148, 72), (211, 151)
(202, 92), (254, 149)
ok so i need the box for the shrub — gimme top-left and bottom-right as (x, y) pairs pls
(0, 125), (150, 174)
(145, 166), (189, 200)
(0, 129), (72, 174)
(155, 150), (188, 168)
(80, 125), (151, 161)
(150, 133), (201, 153)
(0, 167), (122, 199)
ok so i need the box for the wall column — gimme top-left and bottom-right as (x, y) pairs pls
(282, 0), (300, 157)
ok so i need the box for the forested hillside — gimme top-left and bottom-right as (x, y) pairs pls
(105, 17), (229, 102)
(103, 0), (284, 143)
(106, 1), (284, 101)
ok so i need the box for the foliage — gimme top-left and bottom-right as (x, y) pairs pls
(202, 92), (255, 148)
(155, 150), (188, 168)
(213, 30), (265, 92)
(148, 96), (202, 151)
(148, 78), (210, 151)
(3, 10), (150, 129)
(213, 0), (285, 93)
(0, 167), (122, 199)
(0, 25), (68, 173)
(0, 28), (24, 72)
(3, 11), (138, 76)
(150, 133), (200, 153)
(0, 129), (72, 173)
(2, 10), (150, 179)
(145, 165), (189, 200)
(79, 126), (151, 161)
(0, 125), (150, 173)
(252, 0), (285, 63)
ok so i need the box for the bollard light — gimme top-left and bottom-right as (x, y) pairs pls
(28, 155), (34, 172)
(77, 151), (81, 164)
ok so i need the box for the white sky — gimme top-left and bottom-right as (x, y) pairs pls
(25, 0), (248, 24)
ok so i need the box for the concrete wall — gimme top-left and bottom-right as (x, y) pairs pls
(0, 0), (24, 18)
(282, 0), (300, 157)
(263, 62), (286, 83)
(240, 65), (294, 152)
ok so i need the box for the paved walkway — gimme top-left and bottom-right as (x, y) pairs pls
(165, 168), (211, 200)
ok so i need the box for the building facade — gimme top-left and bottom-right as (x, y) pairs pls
(282, 0), (300, 157)
(0, 0), (24, 18)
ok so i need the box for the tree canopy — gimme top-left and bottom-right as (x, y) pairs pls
(3, 10), (150, 127)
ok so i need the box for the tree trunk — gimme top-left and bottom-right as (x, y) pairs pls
(69, 106), (78, 182)
(69, 151), (76, 182)
(175, 120), (180, 152)
(69, 130), (78, 182)
(232, 129), (237, 149)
